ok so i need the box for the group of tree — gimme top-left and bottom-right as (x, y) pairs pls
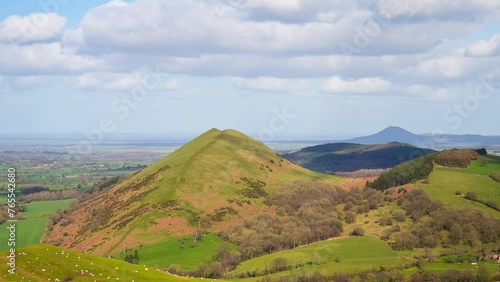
(366, 154), (435, 190)
(411, 266), (498, 282)
(124, 250), (140, 264)
(19, 189), (79, 202)
(88, 176), (122, 194)
(464, 191), (500, 211)
(387, 189), (500, 250)
(220, 181), (386, 259)
(249, 266), (498, 282)
(490, 172), (500, 182)
(434, 149), (482, 168)
(20, 186), (50, 194)
(167, 243), (241, 279)
(366, 149), (489, 191)
(0, 205), (27, 224)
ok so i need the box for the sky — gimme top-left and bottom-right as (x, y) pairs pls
(0, 0), (499, 140)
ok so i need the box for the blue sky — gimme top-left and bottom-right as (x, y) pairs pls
(0, 0), (499, 139)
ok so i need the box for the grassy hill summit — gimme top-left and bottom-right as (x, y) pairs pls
(47, 128), (341, 255)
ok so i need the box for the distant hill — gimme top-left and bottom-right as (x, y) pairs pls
(348, 126), (425, 145)
(342, 126), (500, 149)
(283, 142), (435, 174)
(47, 128), (341, 255)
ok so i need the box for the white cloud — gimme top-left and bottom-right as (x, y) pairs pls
(73, 73), (100, 89)
(232, 77), (308, 92)
(377, 0), (500, 20)
(322, 76), (392, 94)
(244, 0), (302, 14)
(0, 13), (67, 44)
(73, 73), (142, 90)
(414, 56), (468, 79)
(0, 43), (103, 76)
(406, 84), (451, 100)
(465, 34), (500, 57)
(72, 72), (180, 91)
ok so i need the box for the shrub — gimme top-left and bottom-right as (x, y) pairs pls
(392, 210), (406, 222)
(490, 172), (500, 182)
(270, 257), (289, 273)
(344, 212), (356, 224)
(351, 227), (365, 236)
(464, 191), (478, 201)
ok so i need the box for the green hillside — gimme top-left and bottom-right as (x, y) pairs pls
(0, 244), (204, 281)
(47, 129), (342, 255)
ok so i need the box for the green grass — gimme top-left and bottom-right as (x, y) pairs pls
(418, 167), (500, 217)
(21, 199), (73, 219)
(117, 233), (236, 270)
(0, 199), (74, 251)
(439, 155), (500, 175)
(0, 217), (47, 250)
(424, 261), (499, 272)
(0, 244), (206, 281)
(229, 237), (412, 280)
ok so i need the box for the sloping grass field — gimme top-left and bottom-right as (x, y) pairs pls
(0, 244), (206, 281)
(0, 199), (73, 251)
(418, 155), (500, 217)
(21, 199), (74, 219)
(229, 236), (413, 280)
(117, 233), (237, 270)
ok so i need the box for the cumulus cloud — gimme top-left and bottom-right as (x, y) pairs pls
(322, 76), (392, 94)
(376, 0), (500, 20)
(0, 43), (104, 76)
(414, 56), (468, 79)
(406, 84), (452, 100)
(0, 13), (67, 44)
(73, 73), (143, 90)
(74, 0), (473, 58)
(465, 34), (500, 57)
(72, 72), (181, 91)
(0, 0), (498, 90)
(232, 77), (308, 92)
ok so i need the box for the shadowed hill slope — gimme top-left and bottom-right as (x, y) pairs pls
(284, 141), (435, 173)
